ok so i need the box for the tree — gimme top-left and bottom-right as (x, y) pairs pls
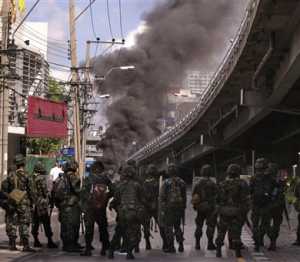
(26, 78), (66, 155)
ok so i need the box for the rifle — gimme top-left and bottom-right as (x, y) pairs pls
(283, 203), (291, 231)
(181, 210), (185, 236)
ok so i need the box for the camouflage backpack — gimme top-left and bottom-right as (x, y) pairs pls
(52, 174), (69, 206)
(168, 179), (184, 208)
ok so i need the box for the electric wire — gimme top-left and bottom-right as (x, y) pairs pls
(89, 0), (97, 39)
(106, 0), (114, 39)
(118, 0), (124, 40)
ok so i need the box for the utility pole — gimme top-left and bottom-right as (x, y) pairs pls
(0, 0), (11, 184)
(69, 0), (82, 177)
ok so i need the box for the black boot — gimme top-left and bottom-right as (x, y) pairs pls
(195, 238), (200, 250)
(235, 247), (242, 258)
(108, 249), (114, 259)
(134, 245), (140, 253)
(268, 240), (276, 251)
(33, 237), (42, 248)
(207, 239), (216, 250)
(22, 239), (36, 252)
(126, 250), (135, 260)
(178, 242), (184, 253)
(145, 238), (152, 250)
(47, 238), (58, 249)
(80, 247), (92, 256)
(216, 245), (222, 258)
(9, 239), (17, 251)
(164, 245), (176, 253)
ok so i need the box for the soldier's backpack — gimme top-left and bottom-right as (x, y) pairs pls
(52, 174), (69, 206)
(194, 179), (216, 212)
(8, 172), (27, 205)
(88, 184), (108, 209)
(168, 179), (184, 208)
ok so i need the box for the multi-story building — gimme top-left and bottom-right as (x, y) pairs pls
(184, 70), (212, 98)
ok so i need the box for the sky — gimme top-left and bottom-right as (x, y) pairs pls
(24, 0), (163, 79)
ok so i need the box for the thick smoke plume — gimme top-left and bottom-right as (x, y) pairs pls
(93, 0), (247, 163)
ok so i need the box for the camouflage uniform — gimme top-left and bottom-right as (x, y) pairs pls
(1, 154), (35, 252)
(80, 161), (113, 256)
(160, 164), (186, 253)
(294, 177), (300, 245)
(192, 164), (217, 250)
(31, 162), (57, 248)
(108, 165), (145, 260)
(250, 158), (277, 252)
(142, 164), (162, 250)
(216, 164), (250, 258)
(265, 163), (285, 250)
(54, 160), (81, 252)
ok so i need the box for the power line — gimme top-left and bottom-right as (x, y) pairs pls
(89, 0), (97, 39)
(106, 0), (114, 39)
(118, 0), (124, 40)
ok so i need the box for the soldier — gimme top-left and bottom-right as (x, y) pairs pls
(215, 164), (250, 258)
(265, 163), (286, 251)
(1, 154), (35, 252)
(191, 164), (217, 251)
(80, 160), (113, 256)
(31, 161), (57, 248)
(160, 163), (186, 253)
(293, 169), (300, 246)
(142, 164), (160, 250)
(52, 160), (81, 252)
(250, 158), (277, 252)
(108, 165), (145, 260)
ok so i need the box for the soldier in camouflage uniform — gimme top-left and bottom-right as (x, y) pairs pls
(80, 160), (113, 256)
(160, 163), (186, 253)
(265, 163), (285, 251)
(250, 158), (277, 252)
(293, 171), (300, 246)
(53, 160), (81, 252)
(215, 164), (250, 258)
(31, 162), (57, 248)
(1, 154), (35, 252)
(108, 165), (145, 260)
(142, 164), (161, 250)
(191, 164), (217, 251)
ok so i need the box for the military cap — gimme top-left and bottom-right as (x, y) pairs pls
(146, 164), (157, 175)
(14, 154), (25, 165)
(122, 165), (135, 178)
(34, 161), (46, 174)
(200, 164), (213, 177)
(255, 158), (268, 170)
(63, 159), (78, 172)
(227, 163), (241, 175)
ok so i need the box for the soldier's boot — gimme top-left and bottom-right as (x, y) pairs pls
(164, 243), (176, 253)
(145, 238), (152, 250)
(9, 239), (17, 251)
(207, 239), (216, 250)
(47, 237), (58, 249)
(134, 245), (140, 253)
(101, 242), (109, 256)
(22, 239), (36, 252)
(126, 250), (135, 260)
(64, 245), (82, 253)
(268, 240), (277, 251)
(33, 236), (42, 248)
(235, 247), (242, 258)
(108, 249), (114, 259)
(216, 245), (222, 258)
(195, 237), (201, 250)
(293, 234), (300, 246)
(178, 242), (184, 253)
(254, 243), (260, 252)
(80, 246), (92, 257)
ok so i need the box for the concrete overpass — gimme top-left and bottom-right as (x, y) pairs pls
(129, 0), (300, 179)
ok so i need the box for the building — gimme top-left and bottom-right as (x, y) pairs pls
(184, 70), (212, 98)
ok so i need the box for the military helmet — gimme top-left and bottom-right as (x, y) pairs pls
(90, 160), (105, 175)
(167, 163), (177, 176)
(14, 154), (25, 165)
(200, 164), (213, 177)
(63, 159), (78, 172)
(122, 165), (135, 178)
(146, 164), (157, 176)
(34, 161), (46, 174)
(255, 158), (268, 170)
(226, 163), (241, 176)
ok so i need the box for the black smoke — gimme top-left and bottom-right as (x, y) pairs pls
(92, 0), (247, 163)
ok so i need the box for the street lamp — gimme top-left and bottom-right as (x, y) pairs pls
(95, 65), (136, 81)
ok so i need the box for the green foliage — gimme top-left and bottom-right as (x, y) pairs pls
(27, 78), (65, 155)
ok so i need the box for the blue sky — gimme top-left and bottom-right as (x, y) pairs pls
(25, 0), (163, 75)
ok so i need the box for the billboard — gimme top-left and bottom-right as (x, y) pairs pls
(27, 96), (68, 138)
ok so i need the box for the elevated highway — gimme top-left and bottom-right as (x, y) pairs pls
(129, 0), (300, 177)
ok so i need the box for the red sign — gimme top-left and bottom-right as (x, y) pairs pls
(27, 96), (68, 138)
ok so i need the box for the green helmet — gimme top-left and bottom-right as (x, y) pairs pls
(146, 164), (157, 176)
(63, 159), (78, 172)
(122, 165), (135, 178)
(34, 161), (46, 174)
(255, 158), (268, 170)
(200, 164), (213, 177)
(14, 154), (25, 165)
(227, 164), (241, 176)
